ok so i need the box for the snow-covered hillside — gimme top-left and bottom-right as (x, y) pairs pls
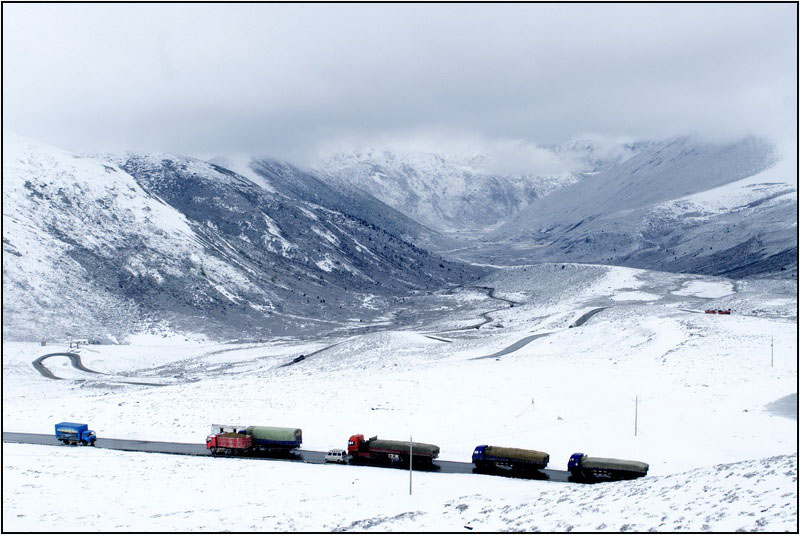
(209, 155), (454, 251)
(2, 134), (482, 342)
(472, 136), (796, 278)
(317, 140), (636, 232)
(3, 263), (796, 530)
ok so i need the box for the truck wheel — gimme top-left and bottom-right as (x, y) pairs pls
(80, 440), (88, 446)
(90, 440), (96, 447)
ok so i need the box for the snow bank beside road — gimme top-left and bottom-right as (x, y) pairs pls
(2, 444), (795, 532)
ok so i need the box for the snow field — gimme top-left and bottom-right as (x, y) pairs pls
(3, 268), (795, 471)
(3, 264), (796, 531)
(2, 444), (795, 532)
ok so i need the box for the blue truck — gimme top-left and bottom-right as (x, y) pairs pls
(55, 422), (96, 446)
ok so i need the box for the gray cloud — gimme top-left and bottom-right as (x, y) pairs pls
(3, 3), (796, 165)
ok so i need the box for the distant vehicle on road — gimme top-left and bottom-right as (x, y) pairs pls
(568, 453), (648, 481)
(705, 309), (731, 314)
(55, 422), (96, 446)
(324, 448), (348, 463)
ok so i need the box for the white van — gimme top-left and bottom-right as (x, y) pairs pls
(325, 448), (348, 464)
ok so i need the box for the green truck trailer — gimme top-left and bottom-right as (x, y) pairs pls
(568, 453), (649, 480)
(472, 445), (550, 473)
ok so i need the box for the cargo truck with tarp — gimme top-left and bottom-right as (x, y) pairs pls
(206, 424), (302, 456)
(472, 445), (550, 474)
(568, 453), (649, 481)
(55, 422), (96, 446)
(347, 434), (439, 466)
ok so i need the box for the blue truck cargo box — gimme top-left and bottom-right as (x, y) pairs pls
(55, 422), (96, 445)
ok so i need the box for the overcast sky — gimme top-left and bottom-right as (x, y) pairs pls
(3, 3), (797, 167)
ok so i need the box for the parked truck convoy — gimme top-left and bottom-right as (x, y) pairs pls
(347, 434), (440, 465)
(206, 424), (302, 456)
(568, 453), (649, 481)
(55, 422), (96, 446)
(472, 445), (550, 474)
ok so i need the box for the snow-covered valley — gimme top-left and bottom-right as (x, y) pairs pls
(4, 3), (797, 531)
(3, 264), (796, 531)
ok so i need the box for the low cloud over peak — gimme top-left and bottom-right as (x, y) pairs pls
(3, 3), (795, 163)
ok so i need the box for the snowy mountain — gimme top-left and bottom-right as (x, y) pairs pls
(2, 134), (483, 342)
(317, 142), (636, 233)
(483, 137), (796, 278)
(208, 155), (454, 251)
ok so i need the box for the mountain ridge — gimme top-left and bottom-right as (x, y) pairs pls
(2, 133), (484, 342)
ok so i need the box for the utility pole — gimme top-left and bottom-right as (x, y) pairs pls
(409, 436), (413, 495)
(634, 395), (639, 437)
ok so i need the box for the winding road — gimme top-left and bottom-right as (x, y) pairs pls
(436, 286), (523, 333)
(32, 352), (105, 380)
(469, 305), (608, 361)
(32, 352), (166, 387)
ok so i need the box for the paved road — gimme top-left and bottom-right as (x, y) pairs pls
(32, 352), (166, 386)
(277, 341), (345, 368)
(470, 333), (552, 360)
(438, 286), (521, 333)
(423, 335), (453, 343)
(32, 352), (105, 380)
(468, 305), (610, 361)
(2, 432), (574, 483)
(570, 307), (608, 328)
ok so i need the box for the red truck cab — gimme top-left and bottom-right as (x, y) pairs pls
(206, 433), (252, 454)
(347, 434), (365, 456)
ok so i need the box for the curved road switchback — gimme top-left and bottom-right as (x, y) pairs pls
(32, 352), (167, 387)
(438, 286), (521, 333)
(32, 352), (105, 380)
(469, 306), (609, 361)
(2, 432), (575, 483)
